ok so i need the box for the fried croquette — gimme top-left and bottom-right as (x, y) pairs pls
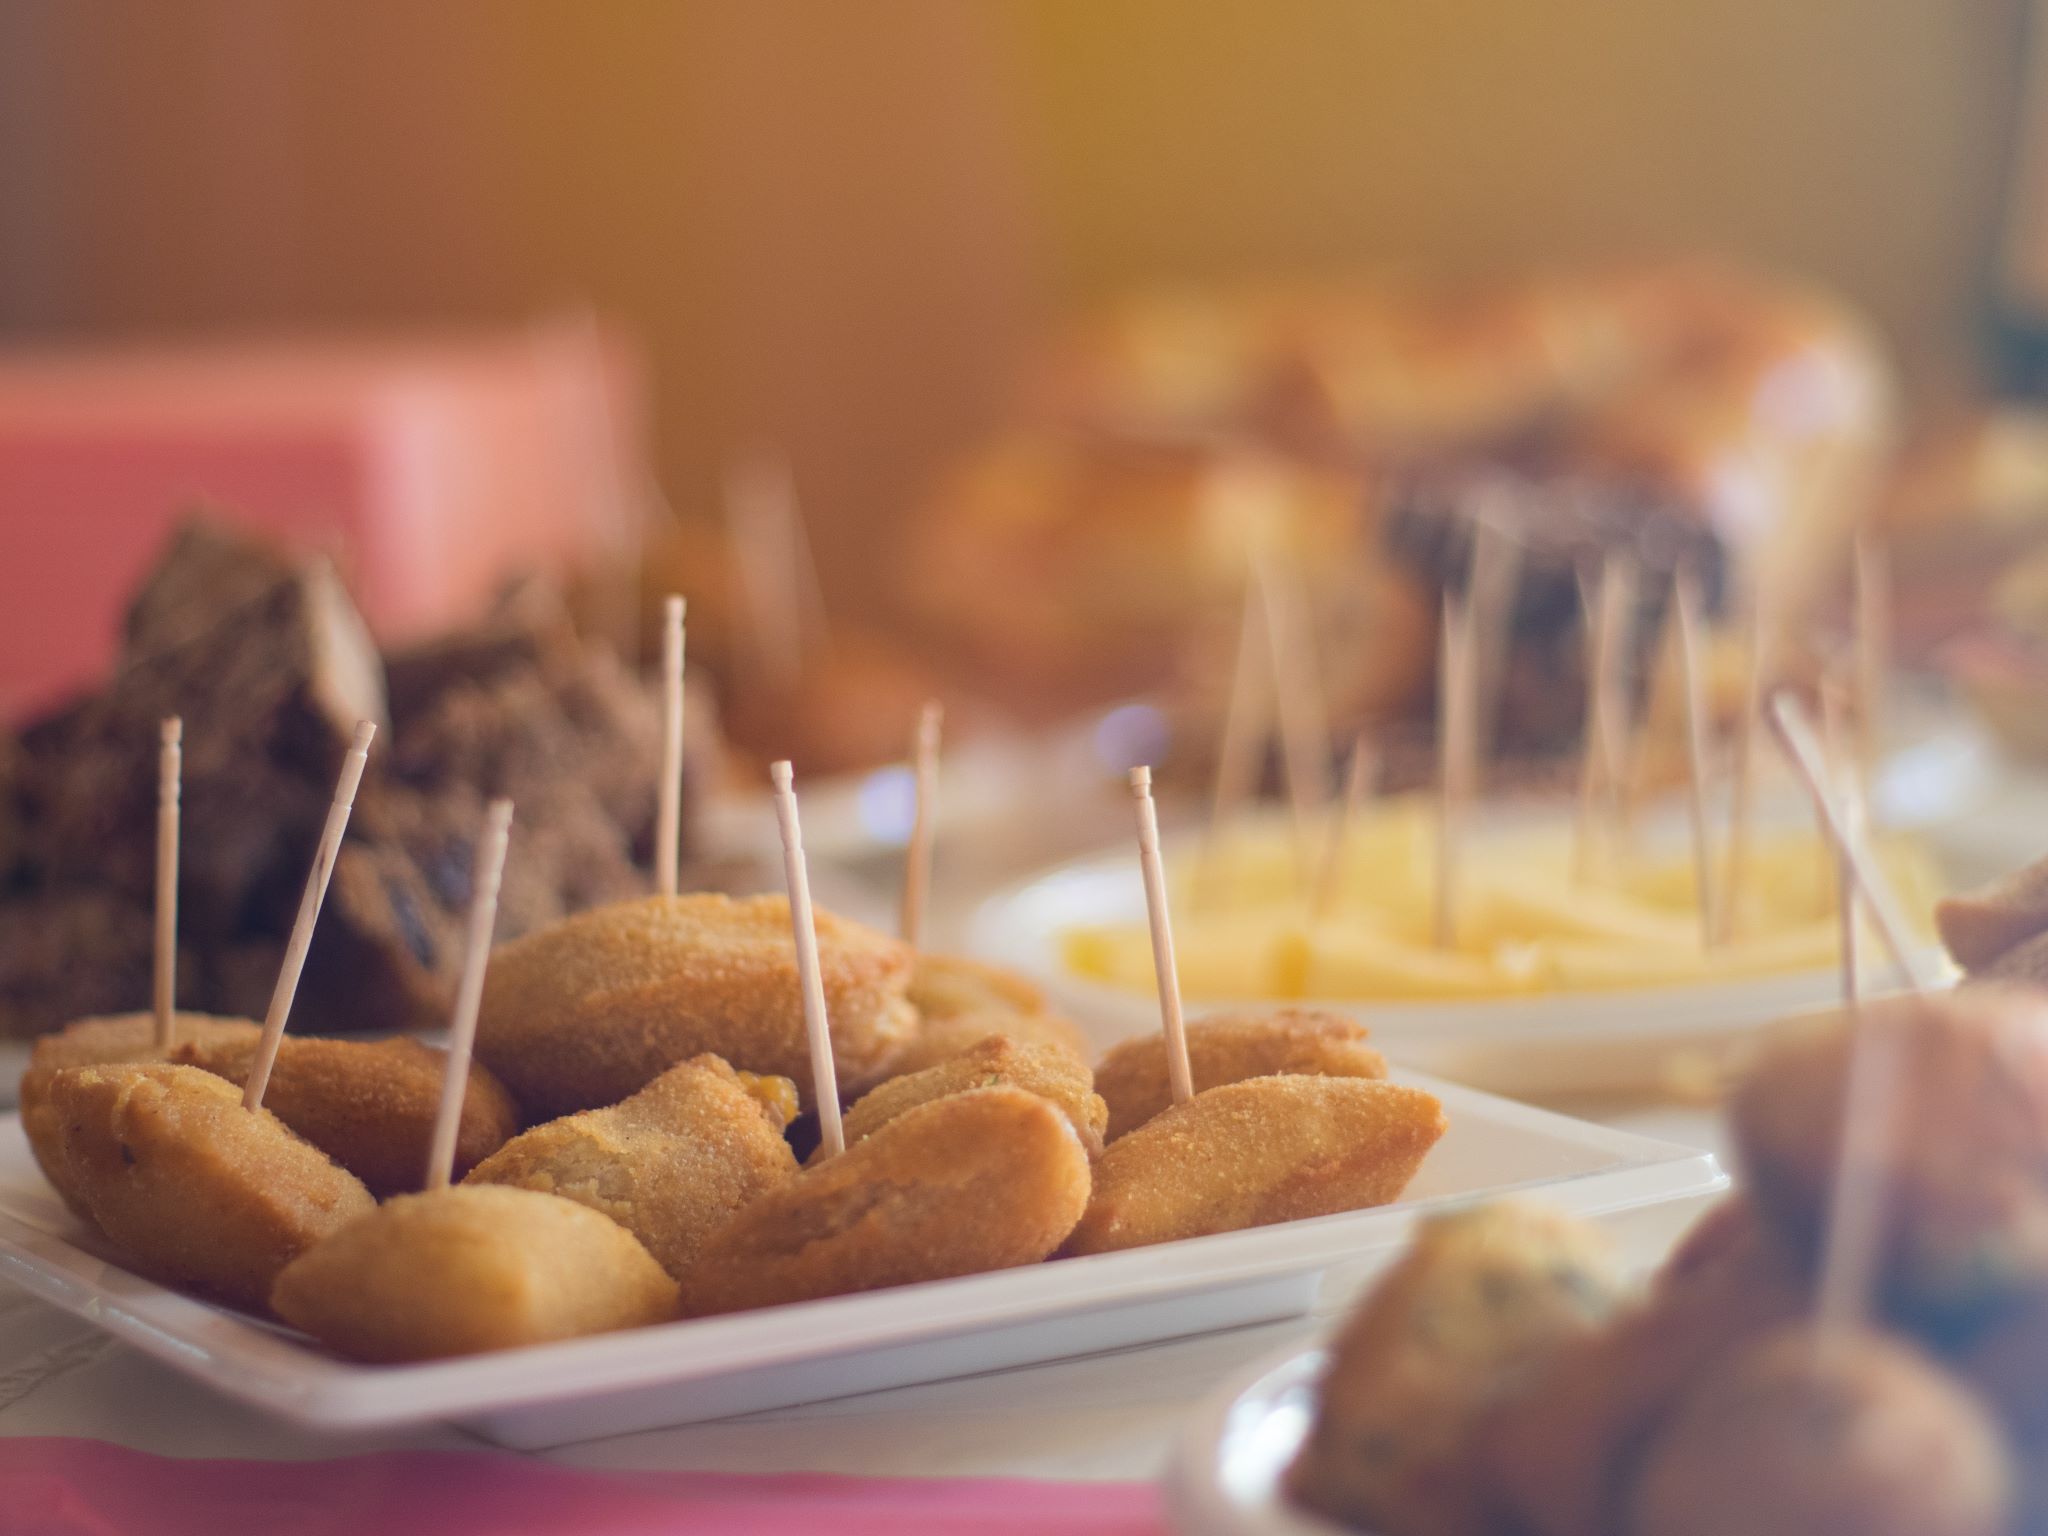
(473, 893), (917, 1119)
(1936, 857), (2048, 973)
(1094, 1008), (1388, 1141)
(466, 1054), (799, 1278)
(906, 953), (1049, 1022)
(883, 1007), (1093, 1078)
(49, 1062), (373, 1312)
(1478, 1199), (1811, 1536)
(1625, 1324), (2013, 1536)
(271, 1184), (679, 1362)
(682, 1087), (1090, 1316)
(834, 1036), (1107, 1160)
(1061, 1075), (1444, 1256)
(1289, 1204), (1622, 1536)
(171, 1034), (520, 1197)
(1730, 987), (2048, 1328)
(20, 1012), (260, 1219)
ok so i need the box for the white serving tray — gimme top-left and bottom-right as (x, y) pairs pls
(0, 1074), (1721, 1449)
(967, 845), (1951, 1099)
(1165, 1345), (1339, 1536)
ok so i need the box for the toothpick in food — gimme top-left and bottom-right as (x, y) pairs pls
(1672, 570), (1718, 947)
(1196, 573), (1277, 908)
(243, 721), (377, 1111)
(424, 799), (514, 1192)
(656, 595), (686, 899)
(1433, 594), (1476, 949)
(1315, 734), (1378, 920)
(770, 760), (846, 1158)
(153, 717), (183, 1051)
(899, 700), (943, 950)
(1131, 766), (1195, 1107)
(1715, 601), (1763, 945)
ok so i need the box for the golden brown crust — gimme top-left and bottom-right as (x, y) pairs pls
(682, 1087), (1090, 1316)
(884, 1008), (1093, 1078)
(466, 1054), (799, 1278)
(173, 1035), (520, 1197)
(1288, 1204), (1621, 1536)
(1937, 858), (2048, 973)
(49, 1062), (373, 1312)
(906, 954), (1049, 1023)
(473, 893), (917, 1119)
(835, 1036), (1107, 1160)
(1062, 1075), (1444, 1256)
(20, 1013), (261, 1220)
(271, 1185), (679, 1362)
(1095, 1009), (1387, 1141)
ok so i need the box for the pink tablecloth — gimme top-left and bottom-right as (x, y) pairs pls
(0, 1439), (1164, 1536)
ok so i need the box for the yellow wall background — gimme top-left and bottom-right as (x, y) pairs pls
(0, 0), (2030, 578)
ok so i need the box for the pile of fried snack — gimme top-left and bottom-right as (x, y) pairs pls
(1289, 980), (2048, 1536)
(19, 892), (1446, 1363)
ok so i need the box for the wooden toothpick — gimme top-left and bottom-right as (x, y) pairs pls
(1716, 602), (1763, 945)
(153, 717), (182, 1052)
(424, 799), (513, 1192)
(1315, 734), (1378, 919)
(899, 700), (944, 949)
(243, 721), (376, 1111)
(656, 595), (686, 899)
(770, 760), (845, 1157)
(1433, 595), (1476, 949)
(1574, 557), (1628, 881)
(1853, 530), (1889, 787)
(1195, 575), (1275, 908)
(1767, 693), (1933, 993)
(1673, 571), (1717, 947)
(1131, 766), (1195, 1106)
(1251, 540), (1331, 881)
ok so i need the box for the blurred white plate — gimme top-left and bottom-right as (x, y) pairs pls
(1165, 1344), (1337, 1536)
(967, 841), (1953, 1099)
(0, 1073), (1720, 1448)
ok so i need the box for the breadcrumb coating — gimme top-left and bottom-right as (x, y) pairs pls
(49, 1062), (373, 1312)
(1062, 1075), (1444, 1255)
(467, 1053), (799, 1278)
(906, 954), (1049, 1021)
(683, 1087), (1090, 1316)
(473, 893), (917, 1119)
(884, 1008), (1093, 1078)
(835, 1035), (1107, 1159)
(1095, 1008), (1387, 1141)
(272, 1184), (679, 1361)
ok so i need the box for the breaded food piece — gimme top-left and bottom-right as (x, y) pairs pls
(50, 1063), (373, 1312)
(20, 1012), (260, 1219)
(1479, 1200), (1809, 1536)
(466, 1054), (799, 1278)
(1626, 1324), (2013, 1536)
(1289, 1203), (1621, 1536)
(884, 1007), (1093, 1078)
(1937, 856), (2048, 973)
(272, 1184), (679, 1362)
(172, 1034), (520, 1198)
(1062, 1075), (1444, 1256)
(1095, 1008), (1388, 1141)
(474, 893), (917, 1119)
(835, 1036), (1107, 1159)
(1730, 987), (2048, 1328)
(683, 1087), (1090, 1316)
(906, 953), (1049, 1022)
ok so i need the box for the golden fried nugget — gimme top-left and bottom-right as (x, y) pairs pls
(20, 1012), (260, 1219)
(1730, 987), (2048, 1328)
(172, 1035), (520, 1198)
(1062, 1075), (1444, 1256)
(834, 1036), (1107, 1160)
(683, 1087), (1090, 1316)
(474, 893), (917, 1119)
(884, 1007), (1093, 1078)
(1626, 1325), (2012, 1536)
(907, 953), (1049, 1022)
(1478, 1201), (1810, 1536)
(1095, 1008), (1388, 1141)
(466, 1054), (799, 1278)
(1289, 1204), (1622, 1536)
(1937, 857), (2048, 973)
(50, 1063), (373, 1312)
(271, 1184), (679, 1362)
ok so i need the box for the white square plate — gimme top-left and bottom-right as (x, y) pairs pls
(0, 1075), (1722, 1449)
